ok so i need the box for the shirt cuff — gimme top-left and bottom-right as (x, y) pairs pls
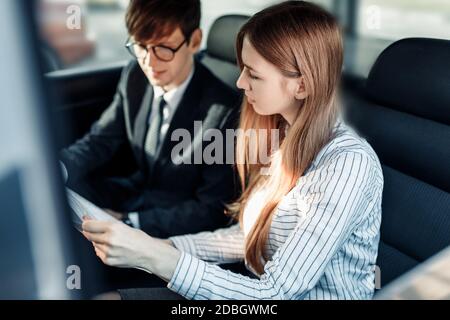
(169, 235), (197, 256)
(128, 212), (140, 229)
(167, 252), (206, 299)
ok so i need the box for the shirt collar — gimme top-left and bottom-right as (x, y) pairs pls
(153, 65), (195, 110)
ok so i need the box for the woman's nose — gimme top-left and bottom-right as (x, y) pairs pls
(236, 71), (249, 91)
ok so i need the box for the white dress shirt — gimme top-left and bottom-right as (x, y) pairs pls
(151, 66), (195, 146)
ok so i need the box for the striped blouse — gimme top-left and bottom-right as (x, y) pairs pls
(168, 120), (384, 300)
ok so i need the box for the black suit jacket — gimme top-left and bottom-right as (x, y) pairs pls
(61, 60), (241, 237)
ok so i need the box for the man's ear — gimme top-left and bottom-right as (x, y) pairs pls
(294, 76), (308, 100)
(188, 28), (203, 52)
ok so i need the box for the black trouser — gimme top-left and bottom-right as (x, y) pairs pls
(118, 288), (186, 300)
(117, 262), (253, 300)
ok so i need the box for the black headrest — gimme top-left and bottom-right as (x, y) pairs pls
(366, 38), (450, 125)
(206, 15), (250, 64)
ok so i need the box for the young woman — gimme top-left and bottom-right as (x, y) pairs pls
(82, 1), (383, 300)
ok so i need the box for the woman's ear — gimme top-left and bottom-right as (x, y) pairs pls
(294, 76), (308, 100)
(188, 28), (203, 53)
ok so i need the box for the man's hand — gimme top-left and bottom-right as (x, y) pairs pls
(104, 209), (124, 221)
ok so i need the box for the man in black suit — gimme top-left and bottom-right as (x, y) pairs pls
(61, 0), (240, 239)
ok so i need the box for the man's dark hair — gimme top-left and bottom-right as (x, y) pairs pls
(126, 0), (201, 43)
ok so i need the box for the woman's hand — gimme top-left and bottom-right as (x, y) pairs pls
(81, 217), (180, 282)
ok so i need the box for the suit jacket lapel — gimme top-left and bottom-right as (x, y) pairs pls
(134, 85), (154, 167)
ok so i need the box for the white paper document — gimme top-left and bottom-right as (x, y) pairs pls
(66, 188), (117, 231)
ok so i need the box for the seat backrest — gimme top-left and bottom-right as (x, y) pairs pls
(343, 38), (450, 286)
(199, 14), (249, 90)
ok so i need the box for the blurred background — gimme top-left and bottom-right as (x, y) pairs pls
(38, 0), (450, 77)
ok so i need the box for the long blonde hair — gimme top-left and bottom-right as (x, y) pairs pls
(228, 1), (344, 274)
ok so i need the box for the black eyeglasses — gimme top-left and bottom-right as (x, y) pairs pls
(125, 37), (188, 62)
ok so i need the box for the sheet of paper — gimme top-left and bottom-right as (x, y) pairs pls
(66, 188), (117, 231)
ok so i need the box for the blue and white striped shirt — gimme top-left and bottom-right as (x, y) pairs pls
(168, 120), (383, 300)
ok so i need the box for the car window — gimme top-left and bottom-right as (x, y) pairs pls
(37, 0), (336, 72)
(357, 0), (450, 40)
(36, 0), (449, 73)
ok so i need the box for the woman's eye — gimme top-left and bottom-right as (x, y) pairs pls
(249, 73), (259, 80)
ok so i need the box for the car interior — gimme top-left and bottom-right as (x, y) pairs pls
(1, 0), (448, 300)
(44, 13), (450, 293)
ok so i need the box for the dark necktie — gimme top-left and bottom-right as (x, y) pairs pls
(144, 96), (167, 170)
